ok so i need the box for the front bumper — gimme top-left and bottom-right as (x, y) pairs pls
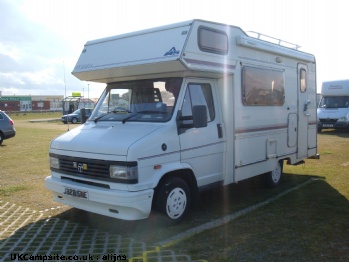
(45, 175), (154, 220)
(334, 121), (349, 129)
(318, 120), (349, 130)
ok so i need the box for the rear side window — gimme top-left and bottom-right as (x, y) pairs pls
(198, 27), (228, 55)
(300, 68), (307, 93)
(242, 67), (285, 106)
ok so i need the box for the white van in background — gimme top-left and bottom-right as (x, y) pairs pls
(45, 19), (319, 224)
(317, 80), (349, 132)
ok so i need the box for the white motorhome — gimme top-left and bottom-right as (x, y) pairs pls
(45, 19), (319, 224)
(317, 80), (349, 132)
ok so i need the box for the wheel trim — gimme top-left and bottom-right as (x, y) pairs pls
(271, 164), (282, 183)
(166, 187), (187, 219)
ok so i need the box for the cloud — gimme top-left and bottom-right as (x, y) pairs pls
(2, 0), (349, 98)
(0, 1), (83, 96)
(0, 53), (21, 73)
(0, 1), (35, 44)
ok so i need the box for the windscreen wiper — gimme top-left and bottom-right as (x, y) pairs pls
(94, 109), (136, 124)
(94, 112), (112, 123)
(121, 113), (138, 124)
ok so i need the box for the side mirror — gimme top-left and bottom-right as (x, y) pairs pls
(177, 105), (208, 134)
(192, 105), (207, 128)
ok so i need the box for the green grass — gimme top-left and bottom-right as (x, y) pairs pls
(171, 178), (349, 261)
(1, 115), (348, 261)
(6, 111), (62, 120)
(0, 185), (27, 196)
(169, 130), (349, 260)
(0, 114), (71, 210)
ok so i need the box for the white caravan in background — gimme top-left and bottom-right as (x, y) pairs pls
(45, 19), (319, 224)
(317, 80), (349, 132)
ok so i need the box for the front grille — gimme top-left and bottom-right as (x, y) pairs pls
(59, 157), (110, 179)
(50, 153), (137, 183)
(319, 118), (337, 124)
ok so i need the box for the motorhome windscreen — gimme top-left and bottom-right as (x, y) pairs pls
(90, 78), (182, 123)
(319, 96), (349, 108)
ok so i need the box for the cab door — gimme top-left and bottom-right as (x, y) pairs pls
(178, 79), (225, 187)
(297, 64), (310, 158)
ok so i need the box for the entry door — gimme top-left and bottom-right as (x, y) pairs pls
(297, 64), (309, 158)
(178, 79), (225, 187)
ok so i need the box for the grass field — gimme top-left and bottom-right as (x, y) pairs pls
(1, 112), (348, 261)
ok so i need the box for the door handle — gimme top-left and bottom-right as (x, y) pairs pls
(304, 100), (311, 116)
(217, 124), (223, 138)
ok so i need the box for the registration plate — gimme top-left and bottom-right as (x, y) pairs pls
(64, 187), (88, 199)
(323, 124), (333, 127)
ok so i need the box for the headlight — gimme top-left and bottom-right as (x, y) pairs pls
(337, 116), (348, 122)
(50, 157), (60, 169)
(110, 165), (138, 180)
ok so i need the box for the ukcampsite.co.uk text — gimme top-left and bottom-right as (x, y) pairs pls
(10, 253), (127, 261)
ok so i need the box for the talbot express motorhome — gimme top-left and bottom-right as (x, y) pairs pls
(317, 79), (349, 132)
(45, 19), (319, 224)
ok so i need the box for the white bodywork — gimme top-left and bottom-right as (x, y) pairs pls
(317, 80), (349, 131)
(45, 19), (318, 220)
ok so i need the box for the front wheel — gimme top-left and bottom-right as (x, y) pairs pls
(264, 160), (283, 187)
(154, 177), (191, 225)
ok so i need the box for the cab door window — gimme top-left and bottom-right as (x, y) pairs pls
(180, 83), (215, 127)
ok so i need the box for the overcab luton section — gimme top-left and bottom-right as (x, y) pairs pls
(46, 19), (319, 224)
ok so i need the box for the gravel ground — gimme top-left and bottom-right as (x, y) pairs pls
(1, 179), (314, 261)
(0, 201), (207, 262)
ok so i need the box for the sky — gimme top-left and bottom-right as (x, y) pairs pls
(0, 0), (348, 98)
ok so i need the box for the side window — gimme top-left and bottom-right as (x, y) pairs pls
(242, 66), (285, 106)
(181, 83), (215, 124)
(300, 68), (307, 93)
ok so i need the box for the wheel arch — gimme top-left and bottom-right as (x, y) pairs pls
(152, 168), (199, 207)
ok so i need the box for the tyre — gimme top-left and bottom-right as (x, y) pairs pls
(71, 117), (78, 124)
(0, 132), (3, 145)
(264, 160), (283, 187)
(154, 177), (191, 225)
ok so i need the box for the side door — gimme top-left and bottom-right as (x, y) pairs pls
(297, 64), (309, 158)
(178, 79), (225, 187)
